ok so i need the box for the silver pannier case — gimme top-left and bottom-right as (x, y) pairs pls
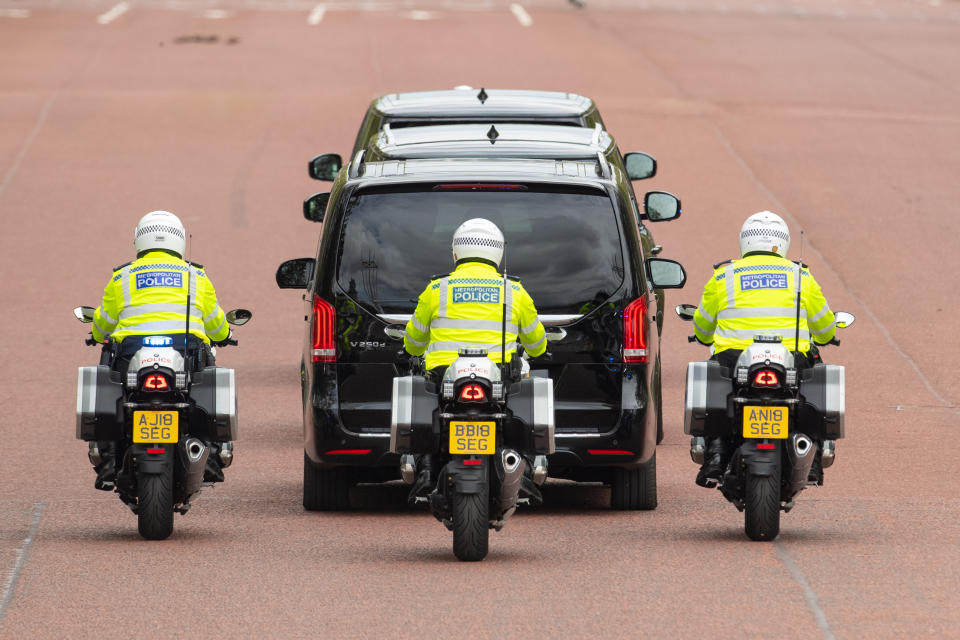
(390, 375), (435, 454)
(76, 365), (124, 441)
(507, 376), (555, 455)
(189, 366), (238, 441)
(800, 364), (846, 438)
(683, 360), (729, 436)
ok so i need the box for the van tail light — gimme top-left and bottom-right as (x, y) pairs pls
(753, 370), (780, 388)
(312, 296), (336, 363)
(459, 384), (486, 402)
(623, 297), (648, 363)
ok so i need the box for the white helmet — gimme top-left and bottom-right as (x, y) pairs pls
(739, 210), (790, 258)
(451, 218), (504, 266)
(134, 210), (186, 258)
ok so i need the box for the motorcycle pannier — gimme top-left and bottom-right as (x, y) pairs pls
(800, 364), (845, 438)
(390, 375), (435, 454)
(683, 361), (729, 436)
(190, 366), (238, 441)
(76, 365), (124, 441)
(508, 376), (556, 455)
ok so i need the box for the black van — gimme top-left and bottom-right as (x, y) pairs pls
(277, 156), (686, 511)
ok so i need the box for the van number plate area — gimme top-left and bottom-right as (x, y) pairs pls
(132, 411), (179, 443)
(742, 406), (788, 439)
(449, 421), (495, 455)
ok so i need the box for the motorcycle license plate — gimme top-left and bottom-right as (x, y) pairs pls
(742, 406), (788, 439)
(132, 411), (179, 443)
(449, 421), (495, 455)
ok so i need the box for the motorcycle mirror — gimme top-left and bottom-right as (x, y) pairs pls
(383, 325), (405, 340)
(74, 306), (95, 323)
(545, 327), (566, 342)
(675, 304), (696, 321)
(226, 308), (253, 326)
(834, 311), (855, 329)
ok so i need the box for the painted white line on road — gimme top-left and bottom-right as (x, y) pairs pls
(775, 542), (836, 640)
(97, 2), (130, 25)
(409, 10), (435, 20)
(0, 93), (58, 202)
(204, 9), (229, 19)
(308, 4), (326, 24)
(0, 502), (44, 624)
(0, 9), (29, 18)
(510, 3), (532, 27)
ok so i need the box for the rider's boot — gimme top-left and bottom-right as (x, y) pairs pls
(92, 441), (117, 491)
(203, 441), (226, 483)
(695, 437), (727, 488)
(407, 454), (436, 506)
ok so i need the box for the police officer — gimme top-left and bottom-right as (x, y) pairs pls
(402, 218), (547, 499)
(692, 211), (836, 486)
(89, 210), (232, 490)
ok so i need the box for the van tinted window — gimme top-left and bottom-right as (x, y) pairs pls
(336, 185), (624, 314)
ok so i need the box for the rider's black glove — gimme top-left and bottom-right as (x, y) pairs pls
(212, 330), (236, 347)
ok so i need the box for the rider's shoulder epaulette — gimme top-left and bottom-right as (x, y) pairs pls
(430, 272), (450, 281)
(113, 261), (132, 272)
(507, 275), (521, 283)
(793, 260), (808, 268)
(713, 258), (733, 270)
(188, 261), (204, 269)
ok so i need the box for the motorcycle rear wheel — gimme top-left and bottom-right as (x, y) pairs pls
(137, 470), (174, 540)
(451, 483), (489, 562)
(744, 471), (781, 541)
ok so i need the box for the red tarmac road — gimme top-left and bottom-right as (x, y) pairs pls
(1, 1), (958, 637)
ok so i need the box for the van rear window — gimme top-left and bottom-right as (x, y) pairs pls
(336, 185), (625, 315)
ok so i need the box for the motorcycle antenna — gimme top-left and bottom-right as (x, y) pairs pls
(184, 233), (193, 372)
(793, 230), (804, 356)
(500, 238), (508, 381)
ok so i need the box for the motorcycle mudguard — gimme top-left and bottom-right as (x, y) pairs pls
(739, 441), (779, 477)
(447, 458), (488, 495)
(133, 445), (172, 475)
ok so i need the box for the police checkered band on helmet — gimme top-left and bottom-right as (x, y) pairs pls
(452, 236), (504, 249)
(740, 227), (789, 242)
(739, 210), (790, 258)
(135, 224), (186, 240)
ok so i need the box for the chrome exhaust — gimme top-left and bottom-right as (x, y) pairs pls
(785, 433), (817, 498)
(494, 449), (526, 522)
(218, 441), (234, 468)
(821, 439), (836, 468)
(690, 437), (706, 464)
(179, 437), (209, 498)
(399, 454), (416, 484)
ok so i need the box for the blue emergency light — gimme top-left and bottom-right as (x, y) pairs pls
(142, 336), (174, 347)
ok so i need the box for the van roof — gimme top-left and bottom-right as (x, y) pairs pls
(354, 157), (617, 188)
(373, 89), (596, 119)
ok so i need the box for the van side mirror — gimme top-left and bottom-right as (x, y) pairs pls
(642, 191), (681, 222)
(645, 258), (686, 289)
(308, 153), (343, 181)
(276, 258), (316, 289)
(303, 193), (330, 223)
(623, 152), (657, 180)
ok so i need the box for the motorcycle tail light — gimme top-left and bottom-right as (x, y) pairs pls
(312, 295), (336, 363)
(459, 384), (486, 402)
(753, 370), (780, 388)
(623, 297), (648, 363)
(142, 373), (171, 391)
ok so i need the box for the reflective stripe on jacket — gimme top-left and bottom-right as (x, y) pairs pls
(92, 251), (229, 345)
(693, 253), (835, 354)
(404, 261), (546, 370)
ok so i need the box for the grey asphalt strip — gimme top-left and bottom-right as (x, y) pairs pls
(775, 540), (836, 640)
(0, 501), (44, 624)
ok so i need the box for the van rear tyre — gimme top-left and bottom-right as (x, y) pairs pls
(303, 453), (352, 511)
(610, 452), (658, 511)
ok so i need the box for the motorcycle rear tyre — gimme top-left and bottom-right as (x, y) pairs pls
(744, 471), (781, 541)
(451, 484), (489, 562)
(137, 470), (174, 540)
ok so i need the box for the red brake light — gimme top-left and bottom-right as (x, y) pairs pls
(459, 384), (486, 402)
(433, 183), (528, 191)
(623, 298), (648, 364)
(142, 374), (169, 391)
(753, 370), (780, 387)
(312, 296), (336, 363)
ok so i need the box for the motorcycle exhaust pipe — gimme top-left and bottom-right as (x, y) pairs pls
(821, 439), (836, 468)
(785, 433), (817, 498)
(179, 438), (209, 498)
(494, 449), (527, 521)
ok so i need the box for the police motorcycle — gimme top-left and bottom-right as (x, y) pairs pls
(676, 304), (854, 541)
(384, 325), (563, 562)
(73, 305), (251, 540)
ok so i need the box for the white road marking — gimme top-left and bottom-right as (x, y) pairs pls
(0, 9), (29, 18)
(510, 3), (532, 27)
(0, 502), (44, 624)
(204, 9), (229, 19)
(97, 1), (130, 25)
(409, 10), (435, 20)
(0, 92), (58, 202)
(307, 4), (326, 24)
(775, 542), (836, 640)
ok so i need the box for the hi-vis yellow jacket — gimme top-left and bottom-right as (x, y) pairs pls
(92, 251), (229, 345)
(693, 253), (836, 354)
(404, 261), (547, 370)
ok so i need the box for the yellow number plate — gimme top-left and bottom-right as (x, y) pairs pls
(742, 406), (789, 439)
(449, 421), (496, 455)
(132, 411), (179, 443)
